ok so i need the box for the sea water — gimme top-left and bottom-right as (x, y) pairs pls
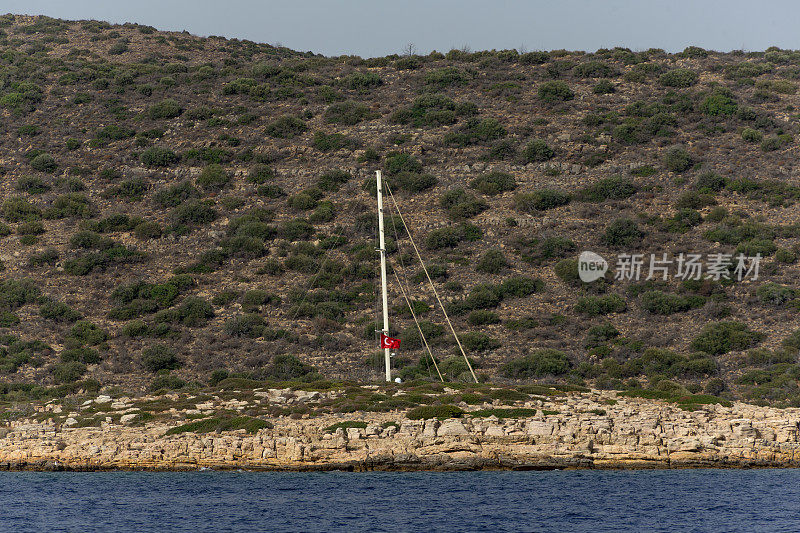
(2, 469), (799, 532)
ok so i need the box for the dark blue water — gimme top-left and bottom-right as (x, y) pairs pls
(2, 469), (800, 532)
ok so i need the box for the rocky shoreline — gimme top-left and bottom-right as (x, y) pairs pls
(2, 390), (800, 471)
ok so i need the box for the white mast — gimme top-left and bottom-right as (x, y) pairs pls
(376, 170), (391, 382)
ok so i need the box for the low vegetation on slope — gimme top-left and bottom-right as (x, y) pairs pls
(0, 14), (799, 406)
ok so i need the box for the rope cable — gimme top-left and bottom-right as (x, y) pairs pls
(387, 200), (443, 382)
(384, 182), (479, 384)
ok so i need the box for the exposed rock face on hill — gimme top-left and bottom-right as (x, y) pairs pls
(2, 391), (799, 471)
(0, 14), (799, 405)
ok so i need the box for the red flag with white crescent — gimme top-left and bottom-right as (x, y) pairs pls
(380, 334), (401, 350)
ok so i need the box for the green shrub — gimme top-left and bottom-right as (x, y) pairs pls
(264, 116), (307, 138)
(761, 134), (792, 152)
(17, 124), (40, 136)
(147, 99), (183, 119)
(155, 181), (199, 208)
(756, 283), (797, 306)
(288, 189), (322, 211)
(385, 152), (423, 175)
(578, 176), (637, 201)
(224, 313), (266, 338)
(406, 404), (464, 420)
(663, 146), (693, 172)
(694, 172), (727, 192)
(2, 197), (40, 222)
(520, 51), (550, 64)
(538, 236), (576, 260)
(95, 124), (136, 142)
(39, 300), (81, 322)
(311, 131), (357, 152)
(389, 94), (473, 127)
(741, 128), (763, 143)
(659, 68), (698, 88)
(395, 172), (438, 193)
(631, 165), (657, 177)
(172, 297), (214, 327)
(68, 320), (108, 346)
(576, 294), (627, 315)
(171, 201), (217, 228)
(501, 349), (571, 378)
(700, 88), (737, 116)
(585, 323), (620, 347)
(662, 209), (703, 233)
(475, 249), (508, 274)
(691, 322), (765, 355)
(457, 284), (502, 311)
(736, 239), (777, 257)
(51, 361), (86, 383)
(486, 139), (517, 160)
(424, 67), (469, 89)
(134, 221), (162, 239)
(439, 189), (488, 220)
(343, 71), (383, 90)
(399, 321), (444, 349)
(16, 221), (44, 236)
(470, 172), (516, 195)
(514, 189), (571, 212)
(460, 332), (501, 352)
(625, 349), (716, 378)
(247, 165), (275, 185)
(141, 344), (181, 372)
(443, 118), (506, 146)
(592, 79), (615, 94)
(574, 61), (617, 78)
(122, 320), (150, 337)
(603, 218), (643, 246)
(640, 290), (705, 315)
(680, 46), (708, 58)
(279, 218), (314, 241)
(196, 164), (231, 191)
(150, 372), (187, 392)
(467, 310), (501, 325)
(324, 101), (375, 125)
(43, 193), (93, 220)
(30, 153), (57, 173)
(261, 354), (318, 381)
(61, 347), (100, 364)
(424, 223), (481, 249)
(538, 80), (574, 102)
(675, 191), (716, 210)
(317, 169), (351, 192)
(141, 146), (178, 167)
(554, 258), (580, 284)
(783, 330), (800, 353)
(28, 248), (58, 267)
(16, 176), (50, 194)
(0, 311), (19, 327)
(498, 276), (543, 298)
(775, 248), (798, 264)
(104, 178), (147, 202)
(522, 139), (554, 162)
(0, 279), (41, 311)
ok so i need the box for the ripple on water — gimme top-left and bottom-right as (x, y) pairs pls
(2, 469), (800, 532)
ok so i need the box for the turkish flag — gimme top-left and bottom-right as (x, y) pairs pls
(380, 334), (401, 350)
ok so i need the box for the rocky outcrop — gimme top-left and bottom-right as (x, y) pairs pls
(1, 392), (800, 471)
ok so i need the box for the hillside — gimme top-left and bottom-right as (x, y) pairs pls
(0, 14), (799, 405)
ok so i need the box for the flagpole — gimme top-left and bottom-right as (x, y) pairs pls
(376, 170), (391, 382)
